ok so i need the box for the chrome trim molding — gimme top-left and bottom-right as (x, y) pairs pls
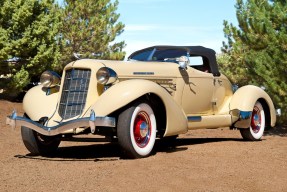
(6, 111), (116, 136)
(187, 116), (202, 122)
(133, 72), (154, 75)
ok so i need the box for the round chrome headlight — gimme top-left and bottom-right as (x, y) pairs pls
(40, 71), (61, 88)
(96, 67), (117, 85)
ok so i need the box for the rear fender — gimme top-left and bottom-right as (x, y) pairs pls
(230, 85), (276, 128)
(89, 79), (188, 136)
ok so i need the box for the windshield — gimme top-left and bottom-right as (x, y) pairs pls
(129, 48), (188, 62)
(129, 48), (154, 61)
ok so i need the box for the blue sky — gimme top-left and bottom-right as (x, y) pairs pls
(58, 0), (238, 58)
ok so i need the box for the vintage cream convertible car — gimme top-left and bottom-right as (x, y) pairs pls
(6, 46), (277, 158)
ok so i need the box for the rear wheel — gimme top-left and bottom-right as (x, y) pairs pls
(117, 102), (157, 158)
(240, 101), (265, 141)
(21, 115), (60, 156)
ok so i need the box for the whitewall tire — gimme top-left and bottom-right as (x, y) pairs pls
(117, 102), (157, 158)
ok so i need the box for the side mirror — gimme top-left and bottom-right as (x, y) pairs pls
(178, 56), (189, 69)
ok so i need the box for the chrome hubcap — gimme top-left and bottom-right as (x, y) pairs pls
(139, 121), (148, 137)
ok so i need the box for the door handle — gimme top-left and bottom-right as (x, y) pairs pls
(217, 79), (223, 86)
(213, 79), (223, 86)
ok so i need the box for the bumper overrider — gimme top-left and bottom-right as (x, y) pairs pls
(6, 110), (116, 136)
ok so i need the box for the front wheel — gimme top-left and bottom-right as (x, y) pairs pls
(117, 102), (157, 158)
(21, 126), (61, 157)
(240, 101), (265, 141)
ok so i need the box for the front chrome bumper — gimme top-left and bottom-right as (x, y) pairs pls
(6, 110), (116, 136)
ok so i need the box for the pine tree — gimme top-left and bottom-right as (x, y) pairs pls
(60, 0), (125, 64)
(0, 0), (62, 94)
(221, 0), (287, 124)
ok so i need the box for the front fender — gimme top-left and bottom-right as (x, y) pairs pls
(23, 85), (59, 121)
(90, 79), (188, 136)
(230, 85), (276, 127)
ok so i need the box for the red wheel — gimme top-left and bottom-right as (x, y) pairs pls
(133, 111), (152, 148)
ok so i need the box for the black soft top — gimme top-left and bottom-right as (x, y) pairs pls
(128, 45), (220, 76)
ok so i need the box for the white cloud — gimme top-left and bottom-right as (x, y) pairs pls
(119, 25), (225, 59)
(121, 0), (172, 4)
(125, 25), (158, 32)
(124, 24), (221, 36)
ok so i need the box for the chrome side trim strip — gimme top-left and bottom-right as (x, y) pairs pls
(6, 111), (116, 136)
(133, 72), (154, 75)
(187, 116), (202, 122)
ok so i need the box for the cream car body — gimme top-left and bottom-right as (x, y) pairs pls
(7, 46), (277, 158)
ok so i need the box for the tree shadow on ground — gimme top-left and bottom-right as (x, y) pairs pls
(14, 137), (243, 161)
(0, 92), (25, 102)
(265, 126), (287, 137)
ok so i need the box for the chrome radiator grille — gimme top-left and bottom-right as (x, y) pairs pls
(59, 69), (91, 119)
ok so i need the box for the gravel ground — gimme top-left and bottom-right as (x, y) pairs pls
(0, 100), (286, 192)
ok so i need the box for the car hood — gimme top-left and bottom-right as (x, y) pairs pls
(66, 59), (185, 79)
(96, 60), (184, 79)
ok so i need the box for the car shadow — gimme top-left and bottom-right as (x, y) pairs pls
(155, 137), (243, 153)
(15, 142), (122, 162)
(14, 137), (243, 161)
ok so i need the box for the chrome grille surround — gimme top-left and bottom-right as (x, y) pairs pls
(59, 68), (91, 120)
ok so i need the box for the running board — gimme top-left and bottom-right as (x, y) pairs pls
(187, 115), (232, 129)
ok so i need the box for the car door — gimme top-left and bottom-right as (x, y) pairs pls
(212, 75), (233, 115)
(181, 66), (214, 115)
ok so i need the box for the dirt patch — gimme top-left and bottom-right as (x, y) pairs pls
(0, 100), (286, 191)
